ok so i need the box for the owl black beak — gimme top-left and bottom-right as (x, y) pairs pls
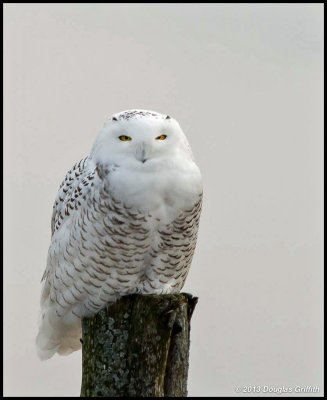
(140, 145), (148, 163)
(136, 143), (150, 164)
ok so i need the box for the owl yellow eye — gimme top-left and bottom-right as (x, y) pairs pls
(155, 135), (167, 140)
(119, 135), (132, 141)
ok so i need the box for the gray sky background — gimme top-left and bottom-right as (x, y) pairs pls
(4, 4), (323, 397)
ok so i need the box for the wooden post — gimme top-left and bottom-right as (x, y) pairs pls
(80, 293), (198, 397)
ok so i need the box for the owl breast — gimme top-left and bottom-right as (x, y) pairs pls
(106, 159), (202, 224)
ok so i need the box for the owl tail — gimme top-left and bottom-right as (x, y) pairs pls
(36, 298), (82, 360)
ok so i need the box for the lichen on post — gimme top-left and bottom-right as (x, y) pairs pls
(80, 293), (198, 397)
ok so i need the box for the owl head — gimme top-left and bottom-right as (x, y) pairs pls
(90, 110), (194, 169)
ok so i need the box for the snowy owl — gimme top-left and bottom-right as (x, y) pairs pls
(36, 109), (203, 360)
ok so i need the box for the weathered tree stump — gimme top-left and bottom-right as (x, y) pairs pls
(80, 293), (198, 397)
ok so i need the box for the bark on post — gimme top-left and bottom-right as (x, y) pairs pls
(80, 293), (198, 397)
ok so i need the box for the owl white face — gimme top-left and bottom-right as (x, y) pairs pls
(91, 110), (193, 170)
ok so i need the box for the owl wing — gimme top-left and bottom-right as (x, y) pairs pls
(42, 156), (96, 282)
(50, 157), (94, 236)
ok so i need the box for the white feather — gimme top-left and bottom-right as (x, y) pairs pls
(36, 110), (203, 359)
